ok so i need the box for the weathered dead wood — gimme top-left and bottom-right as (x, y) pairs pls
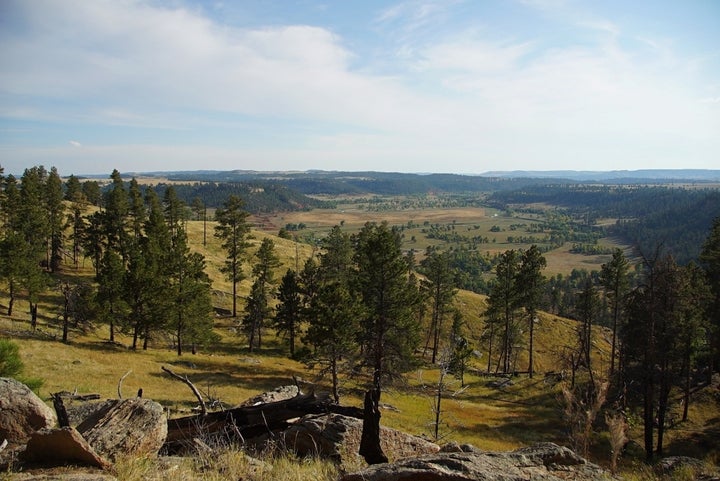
(51, 393), (71, 428)
(55, 391), (102, 402)
(117, 370), (132, 399)
(161, 366), (206, 416)
(359, 389), (388, 465)
(164, 391), (357, 452)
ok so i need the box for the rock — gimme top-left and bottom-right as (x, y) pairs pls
(76, 398), (167, 461)
(657, 456), (719, 480)
(282, 413), (439, 468)
(440, 441), (482, 453)
(341, 442), (616, 481)
(21, 427), (111, 469)
(239, 385), (299, 407)
(65, 400), (116, 427)
(0, 378), (57, 445)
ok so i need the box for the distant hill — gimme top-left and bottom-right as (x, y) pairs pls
(480, 169), (720, 182)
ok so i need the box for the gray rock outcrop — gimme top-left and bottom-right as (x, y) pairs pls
(21, 427), (111, 469)
(0, 378), (57, 445)
(283, 413), (440, 467)
(76, 398), (167, 461)
(341, 442), (616, 481)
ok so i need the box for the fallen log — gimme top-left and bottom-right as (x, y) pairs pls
(164, 391), (361, 453)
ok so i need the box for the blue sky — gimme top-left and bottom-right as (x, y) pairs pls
(1, 0), (718, 176)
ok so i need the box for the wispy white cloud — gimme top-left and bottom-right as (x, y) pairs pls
(0, 0), (718, 174)
(68, 140), (82, 148)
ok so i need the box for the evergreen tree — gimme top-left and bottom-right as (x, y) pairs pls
(96, 249), (127, 343)
(517, 245), (546, 378)
(46, 167), (65, 272)
(64, 174), (83, 202)
(274, 269), (302, 357)
(169, 233), (213, 355)
(242, 237), (280, 350)
(576, 277), (601, 394)
(18, 167), (51, 326)
(138, 188), (172, 350)
(700, 216), (720, 376)
(303, 280), (363, 403)
(127, 178), (146, 241)
(448, 310), (473, 387)
(623, 253), (695, 461)
(354, 222), (421, 394)
(214, 195), (251, 317)
(420, 249), (457, 364)
(81, 180), (101, 206)
(104, 169), (129, 262)
(302, 225), (362, 401)
(600, 248), (631, 376)
(82, 212), (106, 276)
(486, 249), (521, 374)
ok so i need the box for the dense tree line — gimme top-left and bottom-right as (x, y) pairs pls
(0, 166), (215, 353)
(153, 182), (334, 213)
(490, 185), (720, 265)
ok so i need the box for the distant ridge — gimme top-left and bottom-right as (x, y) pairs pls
(479, 169), (720, 182)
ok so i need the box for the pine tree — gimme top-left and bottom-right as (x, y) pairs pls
(600, 248), (630, 376)
(303, 281), (363, 403)
(700, 216), (720, 376)
(243, 237), (280, 351)
(486, 249), (521, 374)
(274, 269), (302, 357)
(46, 167), (65, 272)
(518, 245), (546, 378)
(96, 249), (127, 343)
(354, 222), (421, 394)
(214, 195), (251, 317)
(18, 167), (51, 326)
(420, 249), (457, 364)
(104, 170), (129, 262)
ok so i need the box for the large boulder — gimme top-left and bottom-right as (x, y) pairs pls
(341, 442), (616, 481)
(283, 413), (440, 468)
(0, 378), (57, 445)
(76, 398), (167, 461)
(21, 427), (111, 469)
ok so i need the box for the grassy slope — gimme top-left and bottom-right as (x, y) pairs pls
(2, 214), (718, 476)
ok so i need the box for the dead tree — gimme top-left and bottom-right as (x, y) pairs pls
(359, 388), (388, 465)
(164, 390), (359, 453)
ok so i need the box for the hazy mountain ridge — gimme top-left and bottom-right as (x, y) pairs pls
(480, 169), (720, 182)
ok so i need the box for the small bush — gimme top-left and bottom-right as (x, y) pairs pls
(0, 338), (43, 393)
(0, 338), (23, 378)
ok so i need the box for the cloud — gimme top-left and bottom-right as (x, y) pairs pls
(69, 140), (82, 148)
(0, 0), (717, 174)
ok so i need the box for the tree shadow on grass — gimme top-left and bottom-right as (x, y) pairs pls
(664, 415), (720, 458)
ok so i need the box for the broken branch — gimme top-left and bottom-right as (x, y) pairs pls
(161, 366), (206, 416)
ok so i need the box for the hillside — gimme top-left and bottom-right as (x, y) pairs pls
(3, 222), (718, 470)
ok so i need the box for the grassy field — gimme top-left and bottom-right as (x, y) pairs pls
(2, 201), (718, 479)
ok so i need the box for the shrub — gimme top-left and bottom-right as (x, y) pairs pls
(0, 338), (43, 392)
(0, 338), (23, 378)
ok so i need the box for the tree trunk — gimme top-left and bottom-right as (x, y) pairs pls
(359, 388), (387, 465)
(528, 314), (534, 379)
(331, 358), (339, 404)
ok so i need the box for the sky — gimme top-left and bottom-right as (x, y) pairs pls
(1, 0), (719, 176)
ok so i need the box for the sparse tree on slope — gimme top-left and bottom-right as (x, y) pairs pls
(517, 245), (546, 378)
(243, 237), (280, 351)
(214, 195), (251, 317)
